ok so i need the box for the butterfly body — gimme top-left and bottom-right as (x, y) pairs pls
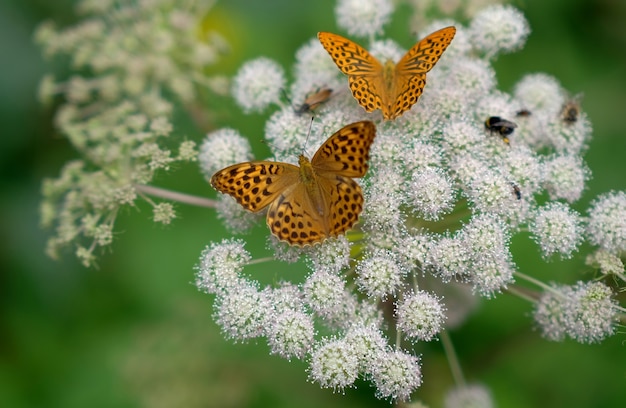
(318, 27), (456, 120)
(211, 121), (376, 246)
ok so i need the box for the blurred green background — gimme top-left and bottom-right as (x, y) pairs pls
(1, 0), (625, 407)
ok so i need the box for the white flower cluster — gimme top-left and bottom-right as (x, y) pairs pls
(38, 0), (225, 266)
(533, 281), (618, 343)
(197, 0), (623, 403)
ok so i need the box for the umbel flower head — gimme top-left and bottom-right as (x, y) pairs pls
(195, 1), (626, 402)
(37, 0), (226, 266)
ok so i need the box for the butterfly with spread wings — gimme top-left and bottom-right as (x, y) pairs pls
(318, 26), (456, 120)
(211, 121), (376, 246)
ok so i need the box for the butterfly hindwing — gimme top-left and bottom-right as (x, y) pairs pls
(390, 72), (426, 120)
(211, 162), (300, 212)
(317, 175), (364, 237)
(311, 121), (376, 177)
(267, 183), (329, 245)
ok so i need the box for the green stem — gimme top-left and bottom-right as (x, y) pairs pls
(439, 330), (465, 387)
(514, 271), (564, 297)
(135, 184), (218, 208)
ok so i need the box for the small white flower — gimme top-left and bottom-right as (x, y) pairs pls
(367, 349), (422, 402)
(469, 5), (530, 59)
(214, 282), (270, 341)
(309, 338), (360, 391)
(461, 214), (515, 296)
(198, 128), (253, 180)
(292, 38), (344, 100)
(444, 384), (494, 408)
(546, 112), (592, 155)
(194, 239), (251, 296)
(396, 291), (446, 341)
(303, 271), (352, 321)
(362, 167), (405, 244)
(307, 235), (351, 274)
(426, 236), (472, 281)
(232, 57), (285, 113)
(267, 309), (315, 360)
(533, 281), (617, 344)
(513, 73), (565, 115)
(441, 121), (485, 153)
(542, 154), (589, 203)
(531, 202), (584, 258)
(335, 0), (394, 37)
(369, 39), (405, 64)
(408, 167), (455, 221)
(586, 191), (626, 254)
(356, 249), (406, 299)
(585, 249), (625, 277)
(400, 139), (444, 175)
(265, 282), (305, 314)
(441, 57), (497, 99)
(344, 324), (387, 369)
(264, 109), (310, 161)
(152, 202), (175, 224)
(464, 168), (513, 215)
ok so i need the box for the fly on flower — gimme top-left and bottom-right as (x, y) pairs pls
(485, 116), (517, 144)
(294, 88), (333, 115)
(561, 95), (582, 124)
(516, 109), (531, 117)
(510, 182), (522, 200)
(210, 121), (376, 246)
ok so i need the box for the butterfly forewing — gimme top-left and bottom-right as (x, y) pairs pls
(311, 121), (376, 177)
(318, 32), (385, 115)
(396, 26), (456, 75)
(211, 162), (300, 212)
(318, 32), (382, 75)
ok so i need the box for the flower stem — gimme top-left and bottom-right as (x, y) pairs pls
(515, 271), (564, 297)
(135, 184), (218, 208)
(439, 330), (465, 387)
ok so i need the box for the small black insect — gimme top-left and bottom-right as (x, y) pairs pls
(516, 109), (531, 117)
(510, 183), (522, 200)
(485, 116), (517, 144)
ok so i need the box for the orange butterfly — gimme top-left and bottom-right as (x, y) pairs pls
(211, 121), (376, 246)
(318, 26), (456, 120)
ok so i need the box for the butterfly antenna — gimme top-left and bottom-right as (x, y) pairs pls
(301, 116), (315, 155)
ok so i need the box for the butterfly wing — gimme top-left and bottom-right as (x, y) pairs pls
(267, 172), (364, 245)
(390, 26), (456, 119)
(211, 161), (300, 212)
(311, 121), (377, 178)
(316, 174), (364, 238)
(317, 32), (387, 116)
(266, 181), (329, 245)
